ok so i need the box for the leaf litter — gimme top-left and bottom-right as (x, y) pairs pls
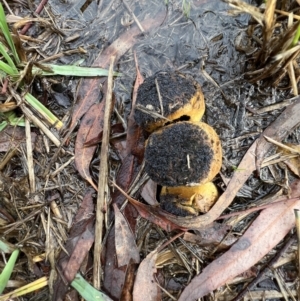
(3, 0), (300, 301)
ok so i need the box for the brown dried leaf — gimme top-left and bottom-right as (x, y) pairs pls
(183, 223), (236, 249)
(113, 204), (140, 267)
(74, 102), (105, 190)
(141, 179), (159, 206)
(121, 187), (186, 232)
(120, 260), (138, 301)
(133, 249), (160, 301)
(178, 181), (300, 300)
(125, 52), (145, 160)
(52, 189), (95, 301)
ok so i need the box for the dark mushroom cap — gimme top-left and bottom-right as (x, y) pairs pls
(134, 71), (205, 132)
(145, 121), (222, 187)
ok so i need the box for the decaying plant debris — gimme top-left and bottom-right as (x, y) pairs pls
(224, 0), (300, 95)
(2, 0), (300, 301)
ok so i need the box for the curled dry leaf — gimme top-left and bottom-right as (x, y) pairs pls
(141, 179), (159, 206)
(114, 183), (187, 232)
(113, 204), (140, 267)
(74, 102), (105, 190)
(178, 180), (300, 301)
(133, 249), (160, 301)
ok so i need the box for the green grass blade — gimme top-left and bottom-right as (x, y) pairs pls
(32, 64), (120, 77)
(71, 273), (113, 301)
(0, 60), (17, 75)
(291, 23), (300, 47)
(0, 42), (18, 73)
(0, 121), (7, 132)
(24, 93), (63, 130)
(0, 4), (20, 64)
(0, 249), (19, 294)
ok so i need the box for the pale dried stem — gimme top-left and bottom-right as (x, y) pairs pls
(50, 156), (75, 177)
(21, 104), (61, 147)
(93, 56), (115, 289)
(25, 118), (35, 193)
(155, 78), (164, 116)
(122, 0), (145, 32)
(264, 135), (300, 154)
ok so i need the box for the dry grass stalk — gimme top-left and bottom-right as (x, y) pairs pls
(25, 117), (35, 193)
(224, 0), (300, 93)
(93, 55), (115, 289)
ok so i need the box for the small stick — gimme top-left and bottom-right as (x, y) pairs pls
(25, 118), (35, 193)
(20, 0), (49, 35)
(93, 56), (115, 289)
(155, 78), (164, 116)
(122, 0), (145, 32)
(21, 104), (61, 147)
(264, 135), (300, 154)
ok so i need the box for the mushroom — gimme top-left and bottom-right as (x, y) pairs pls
(134, 71), (205, 132)
(160, 182), (219, 216)
(144, 121), (222, 187)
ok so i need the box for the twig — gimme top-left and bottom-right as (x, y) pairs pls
(20, 104), (61, 147)
(93, 56), (115, 289)
(50, 156), (75, 177)
(25, 118), (35, 193)
(155, 78), (164, 116)
(122, 0), (144, 32)
(264, 135), (300, 154)
(20, 0), (49, 35)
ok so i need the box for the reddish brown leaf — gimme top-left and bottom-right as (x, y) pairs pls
(113, 204), (140, 267)
(178, 180), (300, 301)
(111, 154), (137, 207)
(120, 260), (139, 301)
(125, 52), (145, 159)
(74, 102), (105, 190)
(102, 225), (127, 300)
(52, 189), (95, 301)
(183, 223), (236, 249)
(121, 187), (187, 232)
(103, 155), (139, 299)
(133, 249), (160, 301)
(84, 123), (124, 147)
(70, 12), (166, 129)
